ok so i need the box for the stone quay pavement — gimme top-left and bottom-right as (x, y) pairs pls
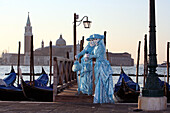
(0, 101), (170, 113)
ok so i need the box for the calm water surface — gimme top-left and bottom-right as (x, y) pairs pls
(0, 65), (169, 88)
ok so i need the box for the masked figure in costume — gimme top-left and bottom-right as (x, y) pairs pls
(75, 36), (95, 95)
(88, 34), (114, 103)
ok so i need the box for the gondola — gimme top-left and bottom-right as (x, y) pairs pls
(21, 68), (53, 102)
(158, 78), (170, 102)
(0, 66), (27, 101)
(0, 65), (16, 86)
(0, 67), (49, 101)
(24, 67), (49, 87)
(0, 85), (27, 101)
(21, 78), (53, 102)
(114, 68), (140, 103)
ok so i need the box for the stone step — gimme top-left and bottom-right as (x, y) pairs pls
(55, 95), (93, 103)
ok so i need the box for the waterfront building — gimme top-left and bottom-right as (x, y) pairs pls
(0, 14), (134, 66)
(108, 52), (134, 66)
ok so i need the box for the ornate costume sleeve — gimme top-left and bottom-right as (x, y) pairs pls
(77, 44), (89, 59)
(77, 49), (86, 59)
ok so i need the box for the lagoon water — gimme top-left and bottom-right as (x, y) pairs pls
(0, 65), (169, 88)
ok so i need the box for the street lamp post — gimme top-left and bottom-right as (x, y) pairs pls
(73, 13), (91, 60)
(142, 0), (163, 97)
(138, 0), (167, 110)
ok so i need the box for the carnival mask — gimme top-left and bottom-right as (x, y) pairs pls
(90, 40), (95, 47)
(94, 39), (100, 45)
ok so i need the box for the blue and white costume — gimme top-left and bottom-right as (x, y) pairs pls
(76, 37), (95, 95)
(88, 34), (114, 103)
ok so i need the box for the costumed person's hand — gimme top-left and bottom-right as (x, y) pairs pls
(84, 53), (89, 62)
(75, 55), (78, 60)
(84, 58), (88, 62)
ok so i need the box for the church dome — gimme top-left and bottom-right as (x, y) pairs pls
(56, 34), (66, 46)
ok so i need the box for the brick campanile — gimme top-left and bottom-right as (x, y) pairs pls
(24, 12), (33, 55)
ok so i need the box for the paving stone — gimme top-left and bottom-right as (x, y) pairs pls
(0, 101), (169, 113)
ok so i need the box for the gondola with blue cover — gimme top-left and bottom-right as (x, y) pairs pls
(21, 68), (53, 102)
(114, 67), (140, 103)
(0, 66), (27, 101)
(0, 66), (49, 101)
(2, 66), (16, 86)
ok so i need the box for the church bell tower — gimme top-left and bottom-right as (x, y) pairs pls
(24, 12), (33, 54)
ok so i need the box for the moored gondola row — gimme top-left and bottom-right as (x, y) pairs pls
(0, 66), (50, 101)
(1, 65), (170, 102)
(0, 58), (76, 102)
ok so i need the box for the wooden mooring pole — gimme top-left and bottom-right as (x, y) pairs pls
(104, 31), (109, 60)
(167, 42), (169, 84)
(66, 51), (69, 59)
(106, 49), (109, 60)
(143, 34), (148, 87)
(92, 58), (96, 95)
(32, 35), (35, 83)
(53, 57), (58, 102)
(79, 40), (82, 63)
(82, 36), (84, 49)
(50, 41), (52, 86)
(79, 36), (84, 63)
(73, 13), (77, 60)
(17, 41), (21, 86)
(104, 31), (106, 47)
(136, 41), (141, 84)
(30, 35), (34, 85)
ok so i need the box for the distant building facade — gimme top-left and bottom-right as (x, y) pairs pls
(1, 35), (80, 66)
(0, 13), (80, 66)
(0, 13), (134, 66)
(108, 52), (134, 66)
